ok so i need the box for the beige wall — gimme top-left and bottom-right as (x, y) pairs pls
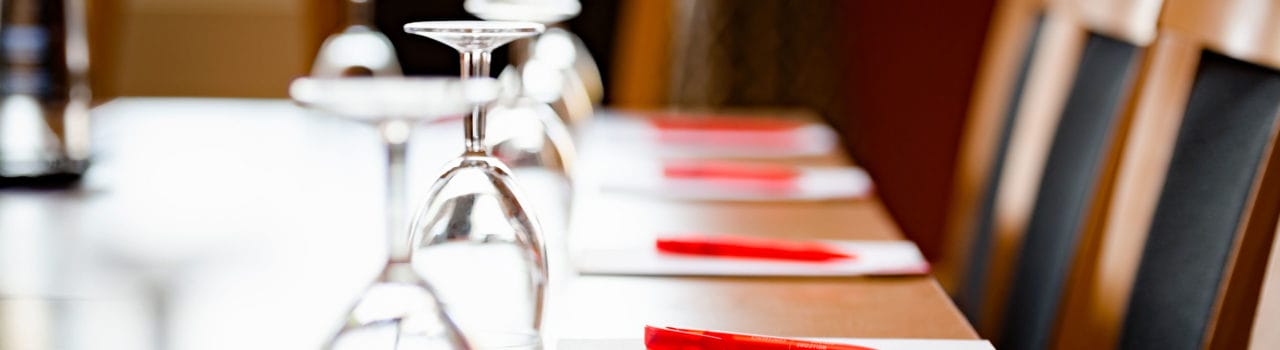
(91, 0), (323, 98)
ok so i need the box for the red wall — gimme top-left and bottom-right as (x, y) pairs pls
(839, 1), (996, 260)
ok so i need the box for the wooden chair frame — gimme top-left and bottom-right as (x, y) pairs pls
(941, 0), (1163, 339)
(939, 0), (1045, 295)
(1250, 222), (1280, 349)
(1055, 0), (1280, 348)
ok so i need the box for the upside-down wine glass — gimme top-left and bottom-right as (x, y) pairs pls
(465, 0), (585, 177)
(290, 77), (500, 350)
(466, 0), (602, 121)
(403, 21), (549, 349)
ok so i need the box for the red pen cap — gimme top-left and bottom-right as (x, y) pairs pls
(646, 325), (727, 350)
(646, 326), (877, 350)
(656, 234), (854, 262)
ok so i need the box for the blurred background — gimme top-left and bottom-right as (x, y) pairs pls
(85, 0), (996, 261)
(12, 0), (1280, 349)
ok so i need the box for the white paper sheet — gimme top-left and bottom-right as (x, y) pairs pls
(573, 239), (930, 277)
(585, 115), (840, 158)
(593, 160), (874, 201)
(557, 338), (995, 350)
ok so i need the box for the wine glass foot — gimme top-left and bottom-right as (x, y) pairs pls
(325, 262), (469, 350)
(403, 21), (545, 52)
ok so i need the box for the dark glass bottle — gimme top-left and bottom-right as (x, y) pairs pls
(0, 0), (91, 188)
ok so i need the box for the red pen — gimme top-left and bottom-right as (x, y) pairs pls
(649, 115), (806, 149)
(655, 234), (854, 262)
(662, 161), (801, 182)
(648, 114), (806, 132)
(645, 325), (876, 350)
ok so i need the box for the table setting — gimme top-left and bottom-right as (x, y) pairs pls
(0, 0), (985, 349)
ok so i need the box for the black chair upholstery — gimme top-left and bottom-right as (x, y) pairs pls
(999, 33), (1140, 350)
(1120, 50), (1280, 350)
(958, 14), (1045, 325)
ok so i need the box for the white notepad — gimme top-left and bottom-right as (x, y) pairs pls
(585, 115), (840, 158)
(592, 160), (874, 202)
(573, 239), (929, 277)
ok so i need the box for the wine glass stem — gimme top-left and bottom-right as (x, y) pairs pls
(461, 49), (492, 155)
(380, 120), (411, 263)
(345, 0), (373, 27)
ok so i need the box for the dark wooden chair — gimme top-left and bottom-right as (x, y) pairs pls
(1047, 0), (1280, 349)
(940, 0), (1163, 342)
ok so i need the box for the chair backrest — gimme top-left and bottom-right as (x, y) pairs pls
(999, 29), (1144, 350)
(942, 0), (1163, 340)
(1051, 0), (1280, 349)
(1122, 48), (1280, 350)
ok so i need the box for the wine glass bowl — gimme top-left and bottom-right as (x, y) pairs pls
(403, 20), (550, 349)
(290, 77), (501, 350)
(409, 155), (546, 348)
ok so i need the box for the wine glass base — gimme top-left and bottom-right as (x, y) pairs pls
(404, 21), (545, 52)
(326, 262), (468, 350)
(465, 330), (542, 350)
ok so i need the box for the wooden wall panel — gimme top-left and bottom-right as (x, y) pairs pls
(87, 0), (120, 100)
(610, 0), (673, 108)
(88, 0), (314, 98)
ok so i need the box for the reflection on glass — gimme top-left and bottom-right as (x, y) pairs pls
(0, 0), (92, 186)
(534, 28), (601, 122)
(311, 0), (402, 77)
(486, 98), (575, 175)
(291, 77), (501, 350)
(403, 21), (548, 350)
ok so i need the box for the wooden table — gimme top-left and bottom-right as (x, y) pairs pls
(0, 99), (975, 350)
(545, 111), (976, 341)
